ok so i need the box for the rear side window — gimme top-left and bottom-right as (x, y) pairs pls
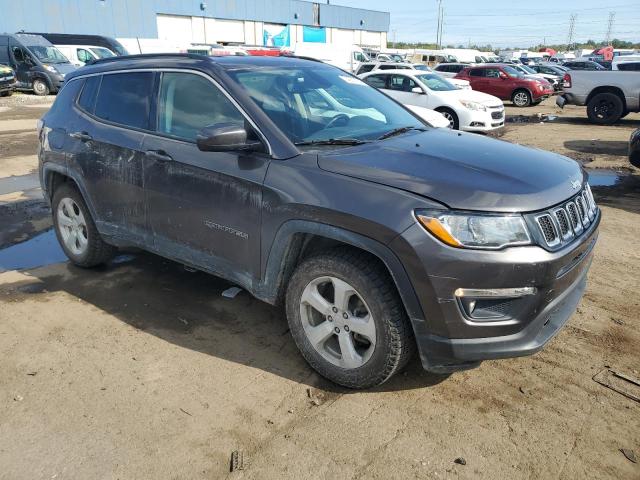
(77, 76), (101, 114)
(94, 72), (154, 130)
(363, 75), (387, 89)
(469, 69), (484, 77)
(357, 64), (374, 74)
(157, 72), (244, 141)
(618, 62), (640, 71)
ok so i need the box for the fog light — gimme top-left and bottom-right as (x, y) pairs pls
(454, 287), (536, 298)
(455, 287), (537, 321)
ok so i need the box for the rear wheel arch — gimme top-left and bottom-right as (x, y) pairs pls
(586, 86), (626, 109)
(262, 220), (424, 323)
(43, 165), (99, 222)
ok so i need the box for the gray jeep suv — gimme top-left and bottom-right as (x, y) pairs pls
(38, 54), (600, 388)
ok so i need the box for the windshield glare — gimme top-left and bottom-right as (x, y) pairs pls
(91, 47), (115, 59)
(26, 45), (68, 64)
(415, 73), (457, 91)
(520, 65), (536, 74)
(228, 65), (424, 144)
(503, 65), (523, 78)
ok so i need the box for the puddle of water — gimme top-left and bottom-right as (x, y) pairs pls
(0, 229), (67, 272)
(588, 169), (626, 187)
(0, 173), (40, 195)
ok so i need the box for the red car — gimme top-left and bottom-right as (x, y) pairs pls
(455, 64), (554, 107)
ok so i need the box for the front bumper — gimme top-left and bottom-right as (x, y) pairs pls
(0, 75), (16, 93)
(460, 107), (505, 132)
(390, 209), (600, 372)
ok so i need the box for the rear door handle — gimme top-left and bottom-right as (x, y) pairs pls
(69, 131), (93, 142)
(145, 149), (173, 162)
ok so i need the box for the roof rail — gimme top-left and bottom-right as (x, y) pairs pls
(86, 52), (207, 66)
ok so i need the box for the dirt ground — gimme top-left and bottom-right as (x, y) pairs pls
(0, 93), (638, 480)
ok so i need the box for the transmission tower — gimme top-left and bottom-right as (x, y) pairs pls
(567, 14), (577, 51)
(436, 0), (443, 49)
(605, 12), (615, 45)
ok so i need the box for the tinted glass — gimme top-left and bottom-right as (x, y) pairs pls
(389, 74), (418, 91)
(94, 72), (153, 129)
(618, 62), (640, 71)
(469, 69), (484, 77)
(358, 64), (374, 74)
(77, 75), (101, 113)
(157, 72), (244, 141)
(364, 75), (387, 89)
(485, 68), (502, 78)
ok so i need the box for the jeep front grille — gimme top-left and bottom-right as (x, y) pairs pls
(532, 184), (598, 249)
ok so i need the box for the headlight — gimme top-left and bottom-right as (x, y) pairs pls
(43, 64), (57, 73)
(459, 100), (487, 111)
(415, 210), (531, 249)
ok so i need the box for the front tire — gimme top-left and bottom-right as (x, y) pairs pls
(587, 93), (624, 125)
(32, 78), (49, 96)
(512, 89), (532, 107)
(436, 107), (459, 130)
(52, 183), (115, 267)
(285, 248), (415, 389)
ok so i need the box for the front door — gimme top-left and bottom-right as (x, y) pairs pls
(384, 74), (429, 108)
(143, 71), (269, 279)
(9, 42), (32, 89)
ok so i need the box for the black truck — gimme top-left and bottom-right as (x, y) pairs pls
(38, 54), (600, 388)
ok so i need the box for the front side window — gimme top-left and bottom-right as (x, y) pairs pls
(90, 47), (115, 59)
(227, 65), (423, 144)
(157, 72), (244, 141)
(77, 48), (93, 64)
(94, 72), (153, 130)
(389, 74), (418, 92)
(502, 66), (522, 78)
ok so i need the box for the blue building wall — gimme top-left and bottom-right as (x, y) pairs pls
(0, 0), (389, 37)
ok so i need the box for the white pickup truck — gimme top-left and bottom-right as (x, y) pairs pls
(556, 70), (640, 124)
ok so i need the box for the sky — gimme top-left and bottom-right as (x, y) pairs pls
(332, 0), (640, 48)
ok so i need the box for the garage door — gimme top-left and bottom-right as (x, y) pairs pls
(205, 19), (245, 43)
(332, 28), (355, 45)
(156, 14), (193, 43)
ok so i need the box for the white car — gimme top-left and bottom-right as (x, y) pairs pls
(359, 69), (505, 132)
(356, 62), (472, 90)
(55, 44), (116, 66)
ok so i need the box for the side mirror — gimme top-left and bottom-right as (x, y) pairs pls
(411, 87), (424, 94)
(499, 72), (508, 79)
(12, 48), (24, 63)
(196, 123), (263, 153)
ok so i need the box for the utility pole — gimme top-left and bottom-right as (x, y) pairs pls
(605, 11), (615, 45)
(567, 14), (577, 52)
(436, 0), (443, 49)
(392, 29), (397, 49)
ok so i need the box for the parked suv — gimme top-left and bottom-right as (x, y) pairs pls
(455, 63), (554, 107)
(39, 55), (599, 388)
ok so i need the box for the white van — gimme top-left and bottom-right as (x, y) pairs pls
(284, 43), (370, 72)
(55, 44), (116, 66)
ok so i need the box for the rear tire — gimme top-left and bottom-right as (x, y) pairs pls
(435, 107), (459, 130)
(52, 183), (115, 267)
(32, 78), (49, 96)
(512, 89), (532, 107)
(0, 90), (13, 97)
(285, 248), (415, 389)
(587, 92), (624, 125)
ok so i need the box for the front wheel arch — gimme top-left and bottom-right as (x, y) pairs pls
(435, 107), (459, 129)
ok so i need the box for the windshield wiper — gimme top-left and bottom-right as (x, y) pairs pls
(294, 138), (369, 147)
(377, 126), (424, 140)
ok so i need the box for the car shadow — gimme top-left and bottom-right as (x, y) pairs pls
(564, 139), (629, 156)
(9, 252), (450, 393)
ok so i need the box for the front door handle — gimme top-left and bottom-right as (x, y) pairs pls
(69, 131), (93, 142)
(146, 149), (173, 162)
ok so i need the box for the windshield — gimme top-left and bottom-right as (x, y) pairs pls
(503, 65), (523, 78)
(414, 73), (457, 91)
(90, 47), (115, 59)
(520, 65), (536, 74)
(413, 64), (431, 71)
(228, 65), (424, 144)
(25, 45), (68, 64)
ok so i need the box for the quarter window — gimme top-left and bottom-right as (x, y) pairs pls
(94, 72), (154, 130)
(157, 72), (244, 141)
(77, 75), (101, 114)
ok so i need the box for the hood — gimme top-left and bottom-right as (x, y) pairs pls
(318, 128), (585, 212)
(438, 88), (502, 107)
(51, 63), (77, 75)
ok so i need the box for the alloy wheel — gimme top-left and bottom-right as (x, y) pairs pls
(441, 111), (455, 129)
(513, 91), (529, 107)
(299, 276), (376, 369)
(57, 197), (89, 256)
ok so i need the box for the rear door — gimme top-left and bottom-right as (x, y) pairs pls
(466, 68), (487, 91)
(484, 68), (510, 99)
(142, 70), (269, 279)
(67, 72), (153, 237)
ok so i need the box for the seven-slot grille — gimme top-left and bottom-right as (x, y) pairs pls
(533, 184), (598, 248)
